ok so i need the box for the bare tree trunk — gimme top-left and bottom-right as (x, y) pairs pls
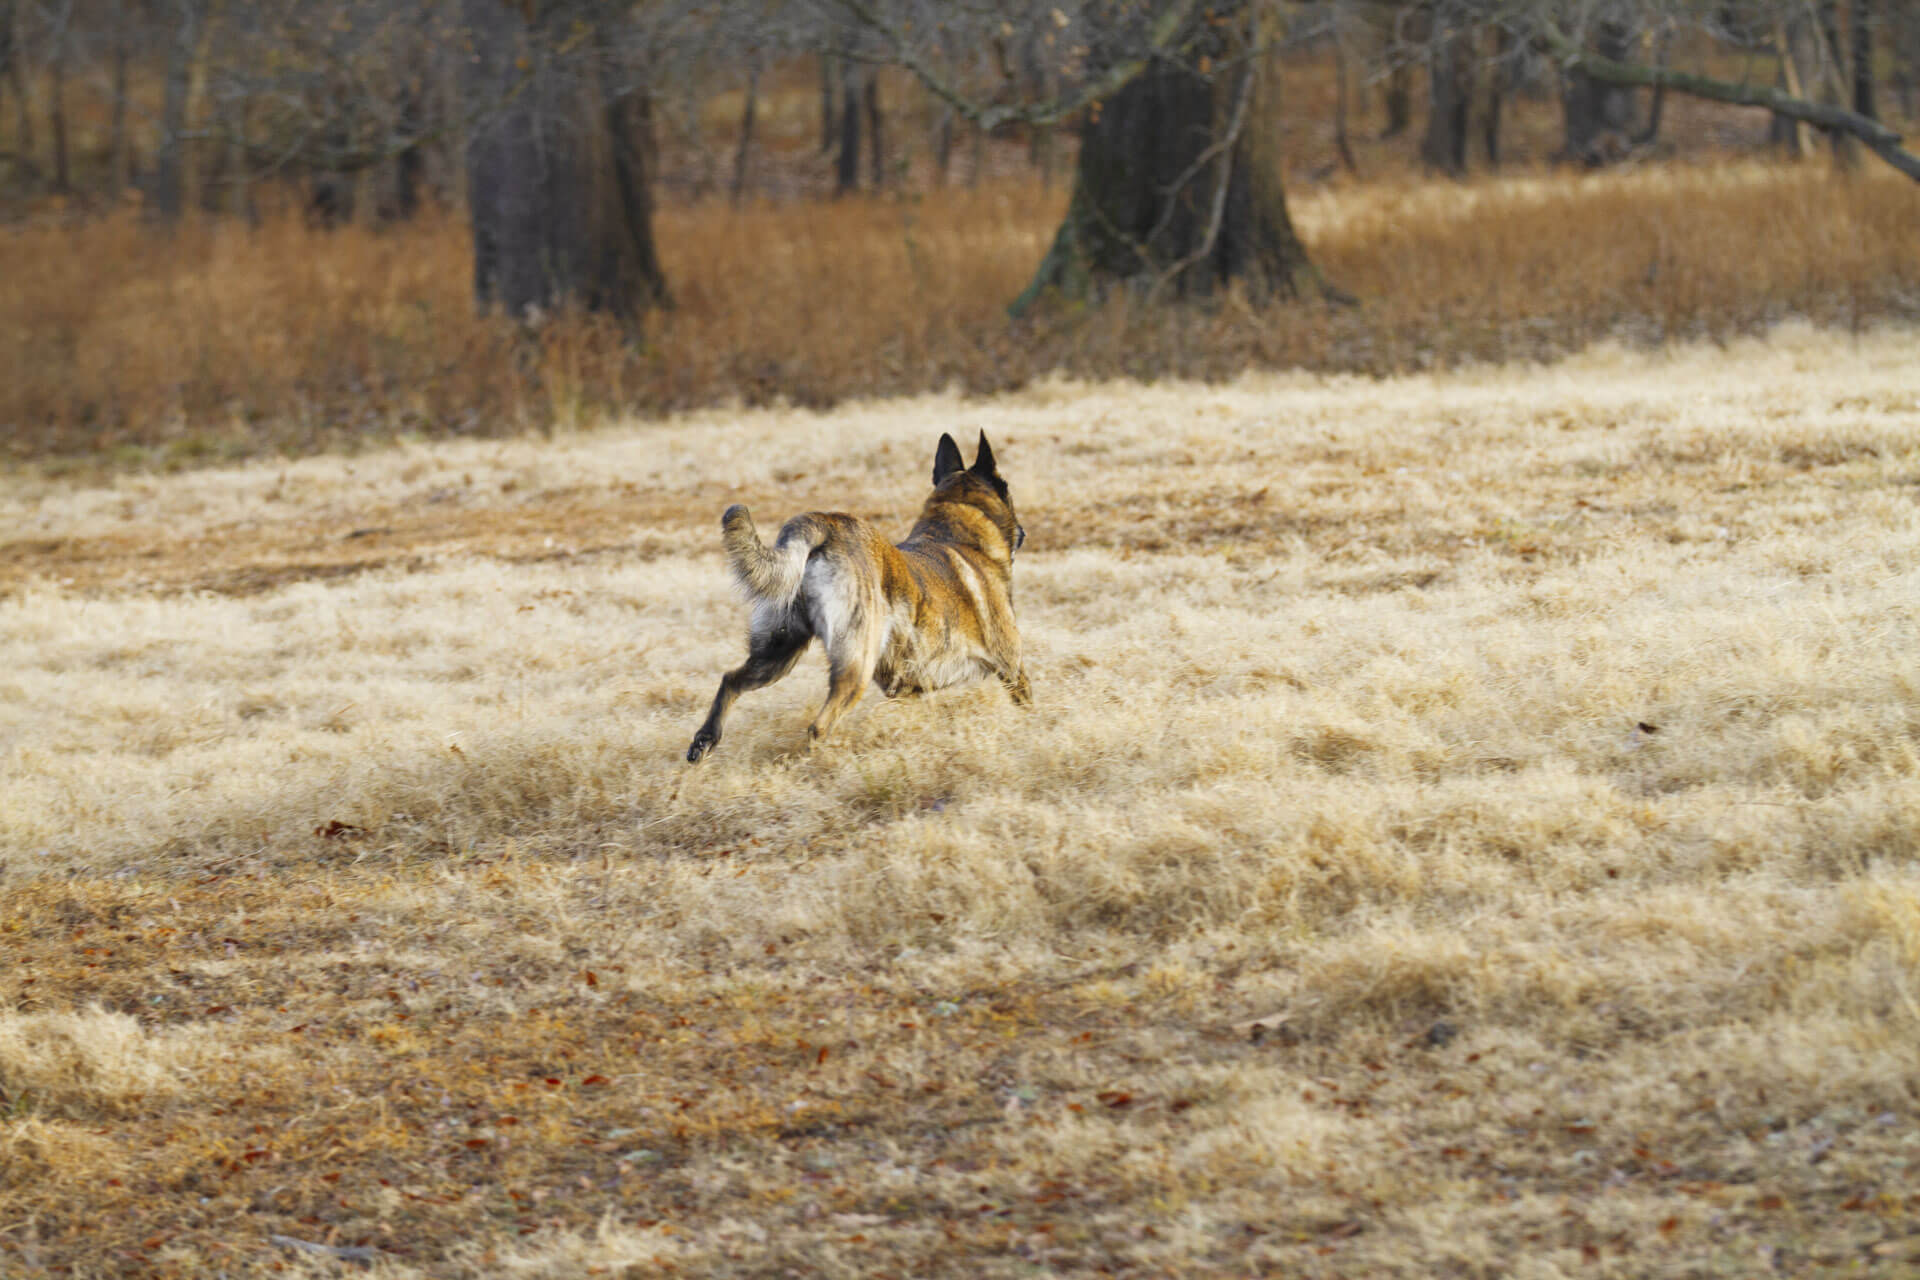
(1561, 13), (1636, 165)
(1421, 7), (1473, 175)
(818, 52), (834, 152)
(1818, 0), (1857, 163)
(1771, 19), (1813, 156)
(109, 0), (130, 192)
(392, 70), (423, 221)
(226, 91), (250, 220)
(1630, 27), (1669, 146)
(834, 60), (859, 195)
(1332, 26), (1357, 173)
(1011, 4), (1337, 315)
(1483, 23), (1509, 167)
(967, 116), (983, 186)
(3, 0), (34, 167)
(931, 104), (953, 186)
(730, 57), (758, 206)
(864, 66), (884, 188)
(1851, 0), (1876, 120)
(154, 0), (201, 219)
(48, 0), (70, 192)
(1895, 3), (1919, 117)
(1380, 61), (1411, 139)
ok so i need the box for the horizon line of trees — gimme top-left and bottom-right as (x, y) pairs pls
(3, 0), (1917, 322)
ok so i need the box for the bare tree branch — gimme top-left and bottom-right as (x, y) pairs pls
(1538, 18), (1920, 182)
(829, 0), (1202, 132)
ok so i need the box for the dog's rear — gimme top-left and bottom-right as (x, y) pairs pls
(720, 505), (826, 607)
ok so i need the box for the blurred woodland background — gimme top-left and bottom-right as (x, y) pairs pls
(3, 0), (1918, 469)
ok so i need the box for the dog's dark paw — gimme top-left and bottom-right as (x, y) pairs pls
(686, 732), (717, 763)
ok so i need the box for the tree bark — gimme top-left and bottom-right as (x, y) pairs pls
(1850, 0), (1876, 120)
(1380, 61), (1411, 139)
(1332, 26), (1357, 173)
(1482, 24), (1508, 168)
(463, 0), (668, 321)
(1, 0), (33, 166)
(730, 57), (758, 206)
(864, 67), (884, 188)
(109, 0), (131, 192)
(1421, 6), (1473, 175)
(48, 0), (70, 192)
(818, 53), (834, 152)
(154, 0), (201, 219)
(1010, 5), (1334, 316)
(1560, 13), (1636, 165)
(834, 59), (859, 195)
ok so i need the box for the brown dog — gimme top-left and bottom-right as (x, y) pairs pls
(687, 431), (1029, 761)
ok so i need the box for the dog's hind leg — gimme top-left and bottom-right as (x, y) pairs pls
(807, 617), (882, 748)
(687, 622), (808, 763)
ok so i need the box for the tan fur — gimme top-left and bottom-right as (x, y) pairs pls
(688, 432), (1029, 761)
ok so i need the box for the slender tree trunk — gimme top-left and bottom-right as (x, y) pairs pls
(834, 60), (859, 195)
(730, 57), (758, 206)
(227, 91), (250, 221)
(931, 104), (953, 186)
(48, 0), (70, 192)
(154, 0), (201, 219)
(1482, 24), (1508, 167)
(1421, 7), (1473, 175)
(1010, 4), (1335, 315)
(1818, 0), (1857, 163)
(392, 72), (423, 221)
(109, 0), (130, 192)
(818, 53), (834, 152)
(1332, 27), (1357, 173)
(1850, 0), (1876, 120)
(3, 0), (34, 165)
(1771, 19), (1813, 156)
(967, 116), (983, 187)
(1381, 61), (1411, 138)
(864, 67), (884, 188)
(1631, 27), (1670, 146)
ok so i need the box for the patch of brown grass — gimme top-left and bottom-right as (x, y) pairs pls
(4, 161), (1918, 471)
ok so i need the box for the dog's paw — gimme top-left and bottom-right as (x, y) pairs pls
(686, 732), (717, 763)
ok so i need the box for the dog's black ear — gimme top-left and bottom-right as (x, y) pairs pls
(971, 431), (999, 478)
(933, 433), (966, 485)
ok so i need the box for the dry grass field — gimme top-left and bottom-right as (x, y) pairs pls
(6, 322), (1920, 1276)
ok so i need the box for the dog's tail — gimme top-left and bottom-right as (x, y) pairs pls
(721, 505), (827, 606)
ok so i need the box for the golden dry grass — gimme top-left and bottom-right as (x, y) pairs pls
(5, 159), (1919, 471)
(6, 323), (1920, 1275)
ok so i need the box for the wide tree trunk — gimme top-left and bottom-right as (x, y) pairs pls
(1420, 6), (1474, 175)
(464, 0), (667, 322)
(1560, 13), (1637, 165)
(1010, 6), (1332, 315)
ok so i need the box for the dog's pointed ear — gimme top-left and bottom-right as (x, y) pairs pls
(933, 433), (966, 485)
(970, 431), (999, 478)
